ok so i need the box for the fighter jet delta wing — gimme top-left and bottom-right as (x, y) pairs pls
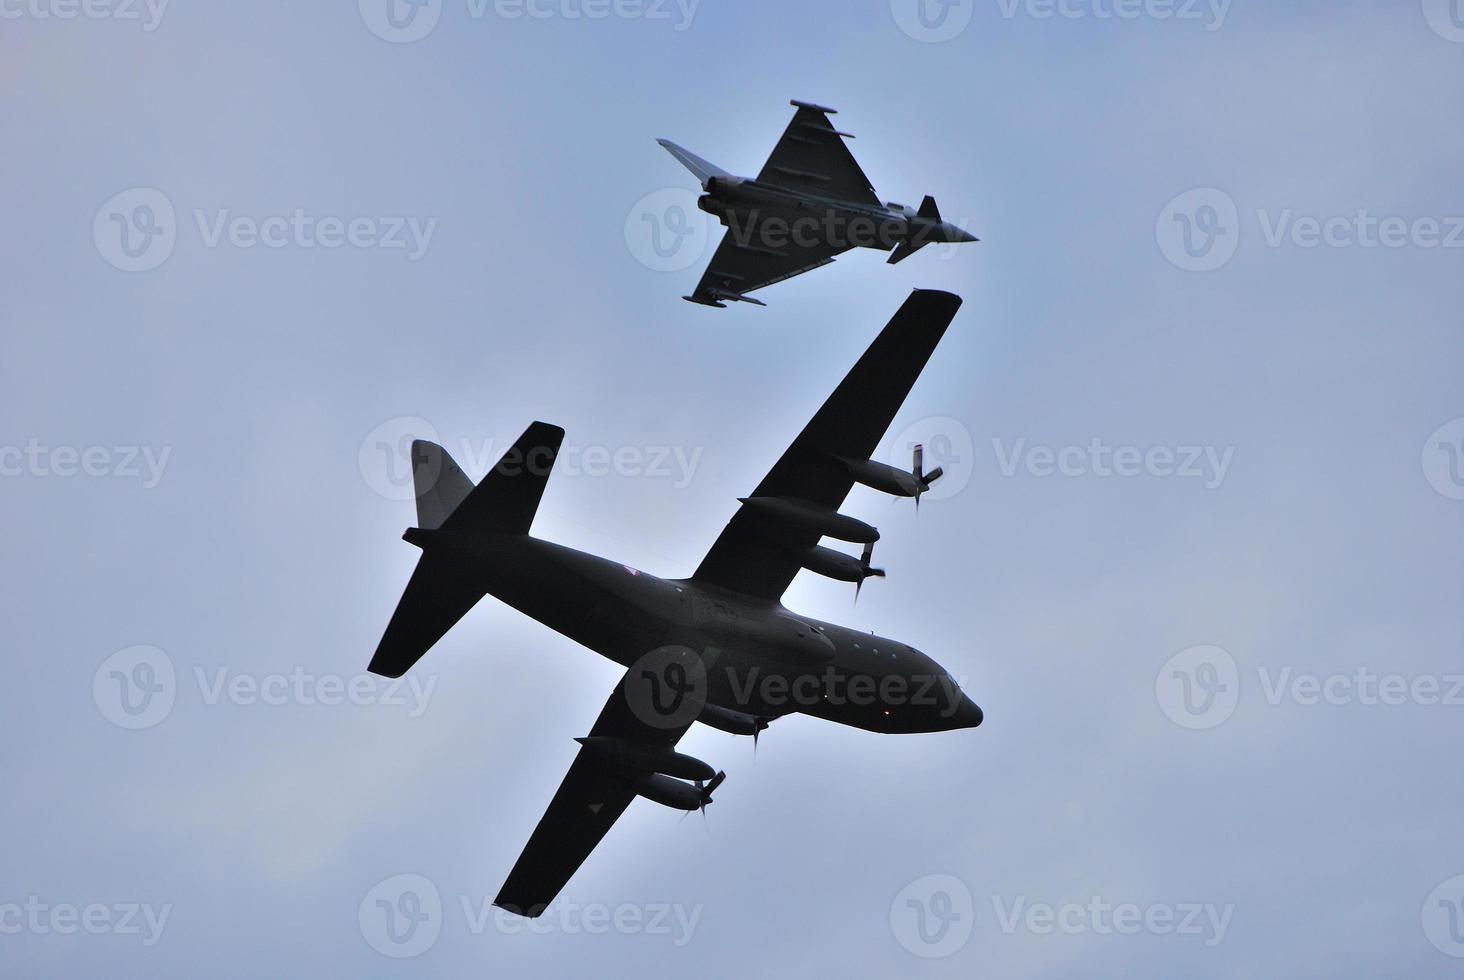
(684, 101), (879, 307)
(756, 100), (880, 207)
(686, 234), (855, 308)
(494, 654), (711, 917)
(691, 289), (962, 600)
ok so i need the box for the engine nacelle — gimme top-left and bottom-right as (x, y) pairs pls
(737, 495), (879, 544)
(574, 737), (715, 782)
(797, 544), (868, 583)
(628, 770), (726, 812)
(835, 456), (921, 498)
(630, 772), (705, 811)
(697, 703), (768, 737)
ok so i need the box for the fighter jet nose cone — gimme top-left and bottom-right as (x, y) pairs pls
(953, 226), (979, 244)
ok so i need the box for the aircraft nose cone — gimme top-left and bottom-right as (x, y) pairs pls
(950, 224), (979, 244)
(953, 695), (983, 729)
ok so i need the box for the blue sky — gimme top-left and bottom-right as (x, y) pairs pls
(4, 1), (1464, 976)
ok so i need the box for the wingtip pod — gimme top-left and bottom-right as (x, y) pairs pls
(789, 99), (838, 114)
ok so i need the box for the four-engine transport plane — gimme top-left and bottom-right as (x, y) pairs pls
(658, 101), (979, 307)
(367, 290), (983, 917)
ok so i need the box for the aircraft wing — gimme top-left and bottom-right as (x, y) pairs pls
(691, 289), (962, 601)
(493, 665), (697, 917)
(756, 101), (881, 208)
(687, 229), (854, 306)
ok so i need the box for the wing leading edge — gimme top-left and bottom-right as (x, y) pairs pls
(691, 289), (963, 600)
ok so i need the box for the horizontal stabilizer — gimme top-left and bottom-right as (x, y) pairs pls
(368, 553), (486, 678)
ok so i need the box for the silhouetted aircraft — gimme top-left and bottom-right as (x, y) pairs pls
(658, 101), (978, 307)
(368, 290), (982, 917)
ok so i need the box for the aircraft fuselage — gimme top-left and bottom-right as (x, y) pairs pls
(698, 177), (976, 254)
(455, 533), (982, 735)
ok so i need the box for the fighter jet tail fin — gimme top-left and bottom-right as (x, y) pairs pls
(656, 139), (730, 188)
(440, 421), (564, 540)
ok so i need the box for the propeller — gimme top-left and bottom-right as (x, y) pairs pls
(680, 771), (727, 829)
(853, 541), (887, 603)
(912, 444), (944, 510)
(752, 716), (769, 756)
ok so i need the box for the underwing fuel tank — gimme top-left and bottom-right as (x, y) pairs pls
(736, 496), (878, 544)
(573, 737), (716, 782)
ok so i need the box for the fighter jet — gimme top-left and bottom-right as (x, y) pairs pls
(658, 101), (978, 308)
(368, 290), (982, 917)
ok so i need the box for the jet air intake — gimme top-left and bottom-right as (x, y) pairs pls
(737, 495), (878, 544)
